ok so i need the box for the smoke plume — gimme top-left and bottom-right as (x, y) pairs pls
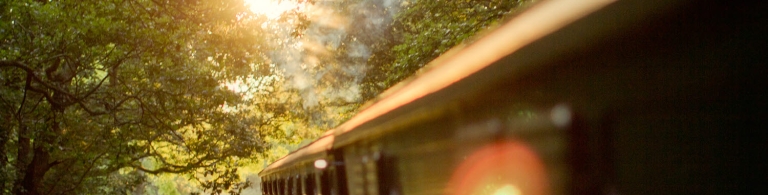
(264, 0), (402, 127)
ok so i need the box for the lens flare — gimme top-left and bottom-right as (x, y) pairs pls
(492, 185), (523, 195)
(244, 0), (298, 19)
(314, 159), (328, 169)
(448, 141), (549, 195)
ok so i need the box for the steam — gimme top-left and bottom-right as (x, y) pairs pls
(265, 0), (402, 124)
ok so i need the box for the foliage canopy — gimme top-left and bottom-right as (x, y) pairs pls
(0, 0), (275, 194)
(361, 0), (535, 100)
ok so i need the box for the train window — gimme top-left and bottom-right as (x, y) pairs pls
(298, 175), (304, 195)
(273, 180), (278, 195)
(275, 179), (280, 195)
(276, 179), (281, 195)
(273, 179), (278, 195)
(292, 176), (299, 195)
(376, 153), (401, 195)
(331, 150), (349, 195)
(272, 180), (278, 195)
(283, 178), (288, 195)
(261, 181), (272, 195)
(306, 173), (317, 195)
(261, 180), (272, 195)
(268, 180), (274, 195)
(274, 180), (279, 195)
(320, 171), (331, 195)
(277, 178), (288, 195)
(345, 146), (365, 195)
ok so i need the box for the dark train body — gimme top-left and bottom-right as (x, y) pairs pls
(259, 0), (767, 194)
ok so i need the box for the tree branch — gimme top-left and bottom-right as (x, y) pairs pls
(17, 73), (32, 116)
(1, 60), (78, 104)
(60, 152), (108, 195)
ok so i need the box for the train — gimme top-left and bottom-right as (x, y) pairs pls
(258, 0), (766, 194)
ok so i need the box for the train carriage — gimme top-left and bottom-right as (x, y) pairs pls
(259, 0), (766, 194)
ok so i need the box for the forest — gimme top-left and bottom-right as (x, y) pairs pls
(0, 0), (532, 194)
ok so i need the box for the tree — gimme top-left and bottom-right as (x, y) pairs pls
(361, 0), (536, 99)
(0, 0), (274, 194)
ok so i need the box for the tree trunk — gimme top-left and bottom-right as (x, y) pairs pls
(13, 123), (32, 194)
(14, 110), (61, 195)
(15, 146), (52, 195)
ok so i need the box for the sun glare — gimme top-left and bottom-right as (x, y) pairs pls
(245, 0), (299, 19)
(492, 185), (523, 195)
